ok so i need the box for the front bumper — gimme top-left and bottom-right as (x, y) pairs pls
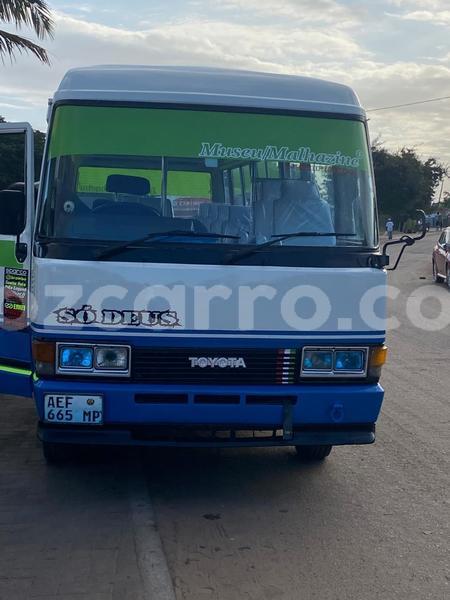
(38, 422), (375, 447)
(34, 379), (383, 447)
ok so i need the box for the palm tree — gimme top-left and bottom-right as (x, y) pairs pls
(0, 1), (53, 65)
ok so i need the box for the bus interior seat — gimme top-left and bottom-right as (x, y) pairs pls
(275, 180), (335, 246)
(199, 203), (252, 241)
(254, 179), (280, 243)
(255, 179), (335, 246)
(224, 206), (252, 242)
(91, 174), (151, 211)
(106, 174), (150, 196)
(91, 174), (173, 215)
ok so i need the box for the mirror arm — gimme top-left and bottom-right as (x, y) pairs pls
(15, 237), (28, 263)
(382, 209), (427, 272)
(14, 210), (27, 263)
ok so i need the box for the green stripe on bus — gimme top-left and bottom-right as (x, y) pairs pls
(0, 240), (21, 268)
(0, 364), (32, 376)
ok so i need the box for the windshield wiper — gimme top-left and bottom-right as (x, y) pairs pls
(96, 230), (239, 260)
(225, 231), (356, 265)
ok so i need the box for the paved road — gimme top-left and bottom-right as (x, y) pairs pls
(1, 235), (449, 600)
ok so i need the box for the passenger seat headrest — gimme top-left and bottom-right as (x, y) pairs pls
(106, 174), (150, 196)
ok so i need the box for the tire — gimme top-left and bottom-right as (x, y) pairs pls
(42, 441), (79, 464)
(433, 261), (444, 283)
(295, 444), (332, 461)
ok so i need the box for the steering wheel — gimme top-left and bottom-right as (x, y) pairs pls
(93, 201), (161, 217)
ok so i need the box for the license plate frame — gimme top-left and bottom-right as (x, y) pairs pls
(44, 394), (104, 425)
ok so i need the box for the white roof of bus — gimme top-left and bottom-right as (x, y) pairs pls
(53, 65), (365, 118)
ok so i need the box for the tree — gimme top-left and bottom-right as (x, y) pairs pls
(442, 191), (450, 209)
(371, 143), (446, 220)
(0, 0), (53, 64)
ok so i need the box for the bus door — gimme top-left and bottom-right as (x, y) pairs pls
(0, 122), (35, 398)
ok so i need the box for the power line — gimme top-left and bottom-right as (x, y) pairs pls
(367, 95), (450, 112)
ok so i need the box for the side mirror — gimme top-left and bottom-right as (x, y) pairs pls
(0, 189), (26, 236)
(381, 209), (427, 271)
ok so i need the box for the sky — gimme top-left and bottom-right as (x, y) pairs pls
(1, 0), (450, 192)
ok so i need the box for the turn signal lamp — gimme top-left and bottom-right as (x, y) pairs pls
(32, 340), (55, 377)
(368, 345), (388, 379)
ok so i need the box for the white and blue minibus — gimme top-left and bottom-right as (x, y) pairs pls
(0, 66), (396, 462)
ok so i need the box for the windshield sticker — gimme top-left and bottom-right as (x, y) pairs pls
(199, 142), (362, 168)
(48, 106), (370, 171)
(54, 305), (181, 328)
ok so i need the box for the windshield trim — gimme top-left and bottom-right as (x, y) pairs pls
(49, 98), (368, 123)
(34, 238), (381, 269)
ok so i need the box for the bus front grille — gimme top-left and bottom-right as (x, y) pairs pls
(131, 348), (298, 385)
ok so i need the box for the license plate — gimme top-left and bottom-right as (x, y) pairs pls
(44, 394), (103, 425)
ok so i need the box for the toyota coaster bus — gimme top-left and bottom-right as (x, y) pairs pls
(0, 66), (393, 463)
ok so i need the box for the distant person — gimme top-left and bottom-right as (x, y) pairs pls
(385, 217), (394, 240)
(436, 211), (442, 230)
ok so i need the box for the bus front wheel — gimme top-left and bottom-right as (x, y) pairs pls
(295, 444), (332, 461)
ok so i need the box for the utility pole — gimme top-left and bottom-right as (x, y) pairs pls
(437, 177), (444, 207)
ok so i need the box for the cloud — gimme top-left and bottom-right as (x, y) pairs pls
(388, 9), (450, 26)
(0, 10), (367, 108)
(387, 0), (448, 7)
(0, 4), (449, 174)
(386, 0), (450, 27)
(204, 0), (361, 27)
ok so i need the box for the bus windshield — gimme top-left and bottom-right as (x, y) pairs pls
(38, 106), (377, 251)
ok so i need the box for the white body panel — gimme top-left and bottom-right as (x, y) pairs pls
(31, 259), (386, 341)
(51, 66), (366, 118)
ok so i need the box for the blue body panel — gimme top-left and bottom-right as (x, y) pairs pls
(1, 370), (32, 397)
(32, 329), (385, 447)
(0, 329), (32, 398)
(0, 329), (32, 362)
(34, 380), (384, 426)
(32, 325), (386, 349)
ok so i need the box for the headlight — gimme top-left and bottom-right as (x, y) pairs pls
(59, 346), (93, 369)
(94, 346), (129, 371)
(56, 344), (130, 376)
(334, 350), (365, 372)
(301, 347), (368, 378)
(302, 349), (333, 371)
